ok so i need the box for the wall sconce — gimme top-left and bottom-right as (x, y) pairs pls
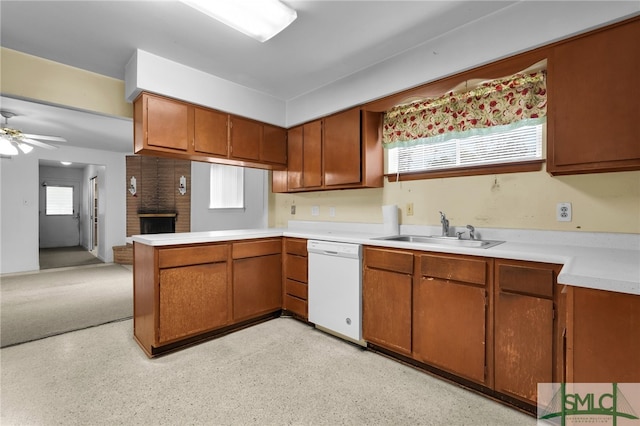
(129, 176), (137, 196)
(178, 175), (187, 195)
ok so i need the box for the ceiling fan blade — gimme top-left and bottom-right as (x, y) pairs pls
(21, 138), (58, 150)
(23, 133), (67, 143)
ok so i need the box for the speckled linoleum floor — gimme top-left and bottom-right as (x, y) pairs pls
(0, 317), (535, 425)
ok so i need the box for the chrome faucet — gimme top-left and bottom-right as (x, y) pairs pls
(466, 224), (476, 240)
(439, 211), (449, 237)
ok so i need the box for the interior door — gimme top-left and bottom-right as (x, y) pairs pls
(39, 180), (81, 248)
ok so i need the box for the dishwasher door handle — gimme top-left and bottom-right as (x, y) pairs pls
(323, 251), (339, 255)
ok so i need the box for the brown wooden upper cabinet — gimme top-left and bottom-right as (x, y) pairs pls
(134, 92), (287, 170)
(273, 107), (383, 192)
(547, 17), (640, 175)
(193, 105), (228, 157)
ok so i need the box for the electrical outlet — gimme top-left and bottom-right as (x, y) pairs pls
(290, 205), (296, 215)
(557, 202), (572, 222)
(311, 206), (320, 216)
(406, 203), (414, 216)
(329, 207), (336, 217)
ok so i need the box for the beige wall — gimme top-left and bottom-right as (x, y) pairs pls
(270, 167), (640, 234)
(1, 47), (132, 118)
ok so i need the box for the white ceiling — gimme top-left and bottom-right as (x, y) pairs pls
(1, 1), (521, 101)
(1, 1), (639, 154)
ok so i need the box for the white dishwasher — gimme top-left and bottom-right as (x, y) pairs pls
(307, 240), (364, 346)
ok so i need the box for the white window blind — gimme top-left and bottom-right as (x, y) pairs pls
(209, 164), (245, 209)
(387, 124), (542, 174)
(46, 186), (74, 215)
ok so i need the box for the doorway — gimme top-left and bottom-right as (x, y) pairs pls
(38, 162), (103, 269)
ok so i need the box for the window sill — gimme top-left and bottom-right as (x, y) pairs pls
(385, 160), (545, 182)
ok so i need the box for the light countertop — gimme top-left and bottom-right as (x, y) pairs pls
(132, 223), (640, 296)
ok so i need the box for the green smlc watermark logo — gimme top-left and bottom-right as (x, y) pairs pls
(538, 383), (640, 425)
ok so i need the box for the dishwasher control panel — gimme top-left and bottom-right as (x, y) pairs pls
(307, 240), (361, 258)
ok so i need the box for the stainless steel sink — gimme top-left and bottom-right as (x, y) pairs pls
(373, 235), (504, 249)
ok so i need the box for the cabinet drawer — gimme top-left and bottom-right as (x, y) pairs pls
(158, 244), (228, 269)
(420, 254), (487, 286)
(364, 247), (413, 274)
(498, 263), (554, 299)
(285, 279), (308, 300)
(285, 238), (307, 256)
(232, 238), (281, 259)
(286, 254), (308, 282)
(284, 294), (307, 318)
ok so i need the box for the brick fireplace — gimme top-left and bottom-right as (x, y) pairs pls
(126, 155), (191, 237)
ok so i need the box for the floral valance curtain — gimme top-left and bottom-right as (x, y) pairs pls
(382, 71), (547, 148)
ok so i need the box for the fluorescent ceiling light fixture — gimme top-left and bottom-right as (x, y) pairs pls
(60, 161), (72, 166)
(181, 0), (297, 42)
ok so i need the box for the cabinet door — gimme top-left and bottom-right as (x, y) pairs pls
(158, 262), (229, 344)
(145, 94), (189, 151)
(302, 120), (323, 188)
(494, 261), (558, 404)
(413, 277), (487, 384)
(262, 124), (287, 165)
(363, 267), (412, 355)
(230, 116), (262, 161)
(495, 291), (553, 404)
(233, 254), (283, 321)
(324, 108), (361, 187)
(193, 107), (228, 156)
(567, 287), (640, 383)
(548, 18), (640, 174)
(287, 126), (303, 190)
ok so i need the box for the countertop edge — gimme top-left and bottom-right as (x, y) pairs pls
(131, 228), (640, 296)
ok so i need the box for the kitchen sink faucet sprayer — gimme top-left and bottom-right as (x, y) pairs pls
(439, 211), (449, 237)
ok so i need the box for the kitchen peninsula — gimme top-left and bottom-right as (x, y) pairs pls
(133, 223), (640, 413)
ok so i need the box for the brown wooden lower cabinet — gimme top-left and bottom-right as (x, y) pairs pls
(158, 262), (229, 344)
(566, 286), (640, 383)
(363, 247), (413, 355)
(362, 246), (579, 411)
(493, 260), (561, 406)
(282, 238), (309, 319)
(133, 238), (282, 357)
(413, 253), (491, 385)
(232, 239), (282, 322)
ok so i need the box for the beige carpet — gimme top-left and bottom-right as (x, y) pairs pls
(0, 264), (132, 347)
(39, 246), (104, 270)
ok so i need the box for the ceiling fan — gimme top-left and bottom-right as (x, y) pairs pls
(0, 110), (67, 155)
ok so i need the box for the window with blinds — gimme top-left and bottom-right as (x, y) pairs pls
(387, 124), (542, 174)
(45, 186), (74, 215)
(209, 163), (245, 209)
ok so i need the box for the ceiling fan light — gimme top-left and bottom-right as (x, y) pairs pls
(17, 143), (34, 154)
(0, 137), (19, 156)
(181, 0), (297, 42)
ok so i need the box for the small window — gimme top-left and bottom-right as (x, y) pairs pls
(387, 124), (543, 174)
(209, 164), (244, 209)
(46, 185), (74, 215)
